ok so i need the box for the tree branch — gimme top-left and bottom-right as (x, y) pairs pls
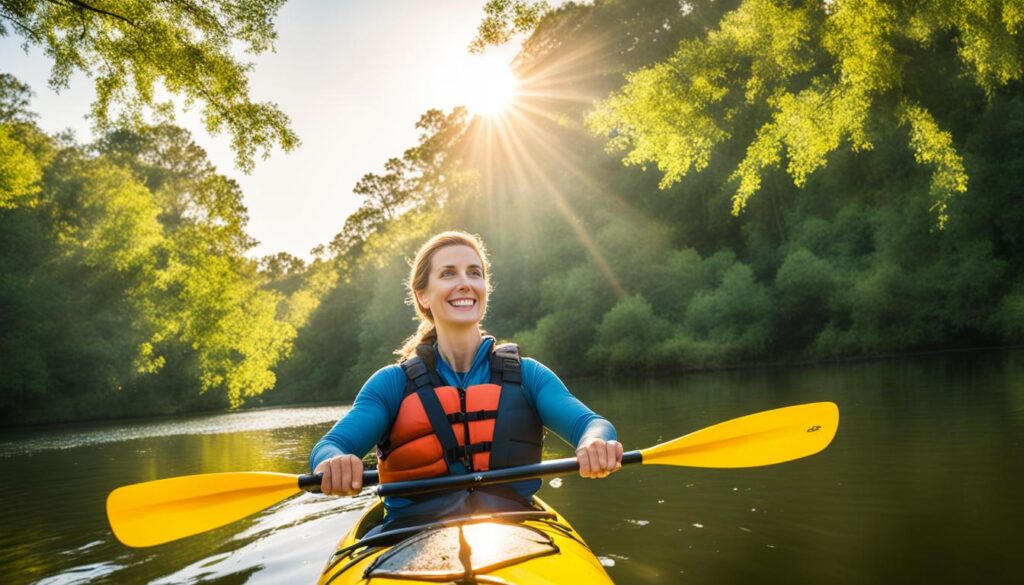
(0, 10), (44, 41)
(158, 0), (228, 36)
(47, 0), (137, 27)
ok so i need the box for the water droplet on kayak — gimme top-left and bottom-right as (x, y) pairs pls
(548, 478), (563, 488)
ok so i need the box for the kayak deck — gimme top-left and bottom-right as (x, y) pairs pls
(318, 496), (612, 584)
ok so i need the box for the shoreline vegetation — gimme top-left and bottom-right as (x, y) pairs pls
(4, 1), (1024, 426)
(3, 344), (1019, 431)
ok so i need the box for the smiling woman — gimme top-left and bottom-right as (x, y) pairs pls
(309, 230), (623, 532)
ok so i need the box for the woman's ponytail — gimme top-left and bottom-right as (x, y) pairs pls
(396, 321), (438, 362)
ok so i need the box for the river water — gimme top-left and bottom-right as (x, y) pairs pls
(2, 350), (1022, 584)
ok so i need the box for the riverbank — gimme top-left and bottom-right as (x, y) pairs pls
(5, 343), (1021, 429)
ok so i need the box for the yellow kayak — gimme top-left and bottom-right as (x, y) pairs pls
(317, 496), (613, 584)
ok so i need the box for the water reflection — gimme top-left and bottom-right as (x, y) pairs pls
(0, 406), (347, 459)
(2, 350), (1022, 583)
(149, 494), (373, 585)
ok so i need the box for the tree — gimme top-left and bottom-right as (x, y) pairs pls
(0, 73), (37, 123)
(329, 108), (471, 263)
(586, 0), (1024, 227)
(471, 0), (550, 53)
(93, 125), (256, 254)
(0, 0), (298, 171)
(0, 123), (40, 208)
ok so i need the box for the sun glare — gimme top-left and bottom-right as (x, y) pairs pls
(457, 58), (520, 117)
(456, 34), (636, 299)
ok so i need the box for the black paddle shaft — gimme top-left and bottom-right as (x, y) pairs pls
(299, 451), (644, 498)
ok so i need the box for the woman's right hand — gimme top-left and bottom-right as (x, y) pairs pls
(313, 454), (365, 496)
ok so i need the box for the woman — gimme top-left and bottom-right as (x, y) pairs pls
(309, 231), (622, 529)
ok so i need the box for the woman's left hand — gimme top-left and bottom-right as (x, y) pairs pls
(576, 438), (624, 479)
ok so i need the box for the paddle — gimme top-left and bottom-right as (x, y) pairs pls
(107, 401), (838, 547)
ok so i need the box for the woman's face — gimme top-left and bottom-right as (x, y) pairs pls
(415, 245), (488, 329)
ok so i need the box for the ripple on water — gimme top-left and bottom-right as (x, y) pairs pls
(0, 405), (348, 458)
(35, 561), (124, 585)
(148, 494), (370, 585)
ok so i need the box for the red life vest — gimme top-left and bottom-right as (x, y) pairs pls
(376, 339), (544, 484)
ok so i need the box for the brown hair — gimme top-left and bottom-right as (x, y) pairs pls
(395, 231), (492, 361)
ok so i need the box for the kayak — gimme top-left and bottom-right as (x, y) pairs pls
(317, 496), (613, 584)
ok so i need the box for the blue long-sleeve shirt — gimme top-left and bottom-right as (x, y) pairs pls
(309, 337), (616, 520)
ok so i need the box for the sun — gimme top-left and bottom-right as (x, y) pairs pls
(457, 58), (520, 117)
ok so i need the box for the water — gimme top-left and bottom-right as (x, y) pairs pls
(2, 350), (1023, 584)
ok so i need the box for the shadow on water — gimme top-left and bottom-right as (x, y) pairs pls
(2, 350), (1022, 583)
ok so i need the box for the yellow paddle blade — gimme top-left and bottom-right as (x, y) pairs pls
(641, 402), (839, 468)
(107, 472), (302, 547)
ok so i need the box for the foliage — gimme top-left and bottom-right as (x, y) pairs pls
(471, 0), (550, 53)
(589, 295), (673, 372)
(0, 93), (294, 423)
(774, 247), (836, 350)
(683, 262), (773, 357)
(0, 0), (297, 171)
(276, 0), (1024, 403)
(7, 0), (1024, 421)
(0, 123), (40, 208)
(586, 0), (1021, 227)
(0, 73), (36, 123)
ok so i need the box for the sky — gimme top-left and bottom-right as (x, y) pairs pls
(0, 0), (522, 260)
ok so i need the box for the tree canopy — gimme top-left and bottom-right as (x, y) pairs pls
(5, 0), (1024, 424)
(586, 0), (1024, 227)
(1, 84), (295, 423)
(0, 0), (297, 171)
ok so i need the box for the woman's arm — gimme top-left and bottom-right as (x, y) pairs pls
(521, 358), (623, 478)
(308, 365), (406, 493)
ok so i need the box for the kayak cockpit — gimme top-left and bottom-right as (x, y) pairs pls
(335, 510), (556, 557)
(362, 522), (558, 581)
(319, 497), (612, 585)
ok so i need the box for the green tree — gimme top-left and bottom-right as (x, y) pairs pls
(0, 73), (37, 123)
(774, 247), (836, 350)
(0, 0), (297, 170)
(94, 125), (256, 254)
(684, 261), (773, 357)
(586, 0), (1024, 227)
(589, 295), (674, 371)
(471, 0), (550, 53)
(0, 123), (40, 208)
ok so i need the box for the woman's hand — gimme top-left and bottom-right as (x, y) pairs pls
(575, 438), (623, 479)
(314, 454), (365, 496)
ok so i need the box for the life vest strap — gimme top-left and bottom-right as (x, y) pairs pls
(446, 441), (493, 460)
(412, 386), (462, 466)
(490, 343), (521, 384)
(402, 355), (445, 397)
(446, 410), (498, 423)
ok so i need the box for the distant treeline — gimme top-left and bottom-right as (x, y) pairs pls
(3, 0), (1024, 424)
